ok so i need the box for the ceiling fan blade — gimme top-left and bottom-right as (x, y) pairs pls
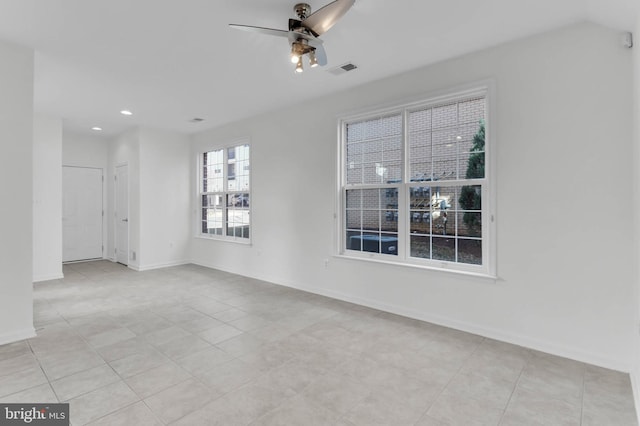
(301, 0), (355, 36)
(229, 24), (289, 38)
(311, 43), (328, 66)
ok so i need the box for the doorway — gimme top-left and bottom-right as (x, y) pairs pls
(62, 166), (103, 262)
(115, 164), (129, 265)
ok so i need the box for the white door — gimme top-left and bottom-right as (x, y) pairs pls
(62, 166), (103, 262)
(115, 164), (129, 265)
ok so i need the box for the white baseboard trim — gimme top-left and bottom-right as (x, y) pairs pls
(631, 370), (640, 426)
(32, 273), (64, 283)
(190, 259), (630, 372)
(132, 260), (189, 272)
(0, 327), (36, 346)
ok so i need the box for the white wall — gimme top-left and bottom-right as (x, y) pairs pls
(62, 131), (109, 262)
(0, 40), (35, 344)
(107, 127), (190, 270)
(191, 22), (635, 371)
(33, 115), (63, 282)
(63, 131), (109, 168)
(138, 128), (190, 270)
(631, 12), (640, 420)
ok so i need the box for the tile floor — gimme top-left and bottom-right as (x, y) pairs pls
(0, 260), (637, 425)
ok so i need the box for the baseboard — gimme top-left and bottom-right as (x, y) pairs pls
(631, 369), (640, 425)
(133, 260), (189, 272)
(190, 259), (630, 372)
(32, 273), (64, 283)
(0, 327), (36, 346)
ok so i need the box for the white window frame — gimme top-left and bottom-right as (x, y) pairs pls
(337, 85), (496, 277)
(197, 139), (251, 244)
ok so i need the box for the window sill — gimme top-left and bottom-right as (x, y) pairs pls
(334, 252), (498, 281)
(194, 234), (252, 245)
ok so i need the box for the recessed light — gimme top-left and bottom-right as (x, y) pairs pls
(120, 110), (133, 116)
(91, 127), (102, 131)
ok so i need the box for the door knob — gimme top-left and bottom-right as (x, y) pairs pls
(122, 218), (129, 222)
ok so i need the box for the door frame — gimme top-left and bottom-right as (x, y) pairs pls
(115, 163), (129, 266)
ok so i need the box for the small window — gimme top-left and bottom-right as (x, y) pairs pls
(200, 143), (250, 241)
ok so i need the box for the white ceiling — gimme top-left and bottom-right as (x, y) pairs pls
(0, 0), (636, 137)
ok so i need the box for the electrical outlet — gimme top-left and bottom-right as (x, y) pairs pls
(131, 251), (136, 261)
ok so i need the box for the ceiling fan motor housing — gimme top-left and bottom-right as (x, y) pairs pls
(294, 3), (312, 20)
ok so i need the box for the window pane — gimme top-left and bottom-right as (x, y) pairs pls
(456, 211), (482, 238)
(458, 238), (482, 265)
(410, 235), (430, 259)
(203, 149), (223, 192)
(228, 145), (250, 191)
(348, 232), (398, 256)
(409, 97), (485, 182)
(226, 193), (250, 238)
(202, 193), (224, 236)
(432, 236), (456, 262)
(346, 114), (403, 185)
(458, 184), (482, 237)
(345, 188), (397, 255)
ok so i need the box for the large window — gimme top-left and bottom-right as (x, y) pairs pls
(340, 88), (493, 275)
(200, 143), (250, 241)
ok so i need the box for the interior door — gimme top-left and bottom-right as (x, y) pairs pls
(62, 166), (103, 262)
(115, 164), (129, 265)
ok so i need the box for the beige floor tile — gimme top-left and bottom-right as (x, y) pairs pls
(153, 334), (212, 360)
(197, 324), (244, 345)
(144, 326), (192, 346)
(0, 353), (40, 376)
(195, 359), (263, 395)
(85, 327), (137, 348)
(125, 362), (192, 398)
(345, 391), (430, 426)
(252, 394), (342, 426)
(173, 346), (233, 374)
(0, 341), (32, 362)
(108, 351), (168, 378)
(426, 392), (504, 426)
(68, 381), (139, 425)
(39, 350), (106, 381)
(0, 368), (49, 398)
(301, 371), (371, 415)
(0, 383), (58, 403)
(441, 371), (515, 410)
(143, 378), (216, 424)
(87, 401), (162, 426)
(51, 364), (120, 401)
(172, 383), (290, 426)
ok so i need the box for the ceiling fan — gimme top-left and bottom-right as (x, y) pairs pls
(229, 0), (355, 73)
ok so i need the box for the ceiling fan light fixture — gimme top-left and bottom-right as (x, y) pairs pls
(309, 50), (318, 67)
(295, 57), (304, 73)
(290, 45), (300, 63)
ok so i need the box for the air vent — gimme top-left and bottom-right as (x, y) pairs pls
(189, 117), (205, 123)
(328, 62), (358, 76)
